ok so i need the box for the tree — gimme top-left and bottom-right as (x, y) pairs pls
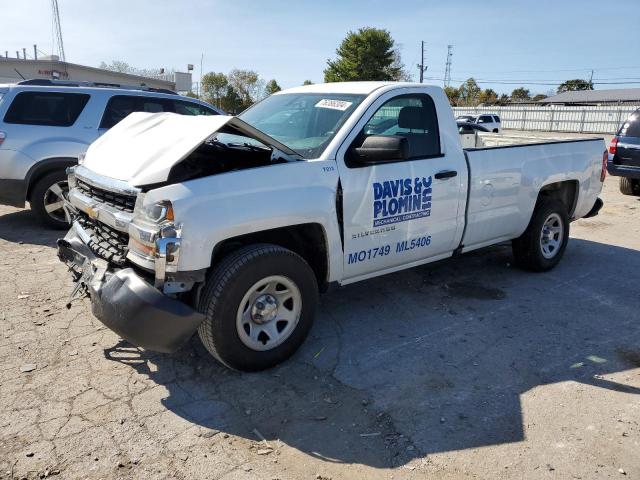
(220, 85), (243, 114)
(324, 27), (408, 82)
(532, 93), (547, 102)
(302, 80), (314, 85)
(511, 87), (531, 102)
(444, 86), (459, 106)
(478, 88), (498, 105)
(557, 78), (593, 93)
(265, 79), (281, 96)
(497, 94), (510, 106)
(184, 91), (199, 99)
(201, 72), (228, 108)
(99, 60), (161, 78)
(457, 78), (481, 106)
(227, 69), (262, 109)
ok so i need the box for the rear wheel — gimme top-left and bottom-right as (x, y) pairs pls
(197, 244), (318, 371)
(30, 171), (69, 229)
(512, 198), (569, 272)
(619, 177), (640, 196)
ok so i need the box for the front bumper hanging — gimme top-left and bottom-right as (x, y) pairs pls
(57, 223), (205, 353)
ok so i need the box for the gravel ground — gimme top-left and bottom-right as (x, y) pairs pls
(1, 136), (639, 479)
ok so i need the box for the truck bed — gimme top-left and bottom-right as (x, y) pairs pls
(460, 137), (606, 253)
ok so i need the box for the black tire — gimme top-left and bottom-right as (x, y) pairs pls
(512, 198), (570, 272)
(619, 177), (640, 196)
(29, 170), (69, 229)
(493, 128), (499, 133)
(197, 244), (319, 371)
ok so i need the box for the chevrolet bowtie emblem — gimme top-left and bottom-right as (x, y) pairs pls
(85, 204), (99, 219)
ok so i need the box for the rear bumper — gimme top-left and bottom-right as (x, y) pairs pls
(57, 223), (205, 353)
(607, 161), (640, 179)
(0, 178), (26, 207)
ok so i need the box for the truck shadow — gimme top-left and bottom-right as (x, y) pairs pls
(103, 237), (640, 469)
(0, 208), (61, 247)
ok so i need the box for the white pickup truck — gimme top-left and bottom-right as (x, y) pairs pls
(57, 82), (606, 371)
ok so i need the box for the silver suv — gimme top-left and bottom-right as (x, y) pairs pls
(0, 79), (222, 228)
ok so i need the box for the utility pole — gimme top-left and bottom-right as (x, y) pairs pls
(416, 41), (428, 83)
(444, 45), (453, 88)
(588, 69), (594, 87)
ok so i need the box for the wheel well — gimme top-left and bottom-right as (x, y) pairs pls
(212, 223), (329, 290)
(537, 180), (578, 217)
(25, 158), (77, 201)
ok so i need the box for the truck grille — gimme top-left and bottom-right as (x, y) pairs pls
(76, 213), (129, 266)
(76, 179), (137, 213)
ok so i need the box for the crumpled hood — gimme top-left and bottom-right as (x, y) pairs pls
(83, 112), (234, 186)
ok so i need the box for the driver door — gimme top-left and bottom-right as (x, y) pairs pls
(336, 90), (466, 281)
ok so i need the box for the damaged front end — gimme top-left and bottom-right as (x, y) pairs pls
(57, 167), (204, 353)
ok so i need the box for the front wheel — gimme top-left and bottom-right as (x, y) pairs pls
(197, 244), (318, 371)
(30, 170), (69, 229)
(512, 198), (569, 272)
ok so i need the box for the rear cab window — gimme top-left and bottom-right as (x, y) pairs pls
(3, 91), (90, 126)
(477, 115), (493, 124)
(493, 115), (501, 123)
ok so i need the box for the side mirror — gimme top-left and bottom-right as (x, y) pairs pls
(352, 135), (409, 164)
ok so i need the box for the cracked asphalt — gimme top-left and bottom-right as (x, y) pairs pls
(1, 151), (639, 479)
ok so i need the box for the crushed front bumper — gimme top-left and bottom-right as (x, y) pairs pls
(57, 223), (205, 353)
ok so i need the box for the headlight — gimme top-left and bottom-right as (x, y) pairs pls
(127, 199), (181, 275)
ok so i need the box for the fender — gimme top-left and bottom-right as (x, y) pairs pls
(25, 156), (78, 200)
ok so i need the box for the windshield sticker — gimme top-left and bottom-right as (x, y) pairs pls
(372, 177), (432, 227)
(315, 99), (353, 111)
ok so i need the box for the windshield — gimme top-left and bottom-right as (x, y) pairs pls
(239, 93), (366, 158)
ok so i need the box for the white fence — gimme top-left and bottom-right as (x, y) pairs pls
(452, 105), (639, 134)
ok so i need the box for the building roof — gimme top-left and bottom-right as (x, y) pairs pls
(0, 58), (175, 90)
(539, 88), (640, 104)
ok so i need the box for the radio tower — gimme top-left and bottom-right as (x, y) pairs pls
(52, 0), (66, 62)
(444, 45), (453, 87)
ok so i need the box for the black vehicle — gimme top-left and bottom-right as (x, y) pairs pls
(457, 121), (490, 134)
(607, 109), (640, 196)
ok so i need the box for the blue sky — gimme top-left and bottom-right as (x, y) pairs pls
(4, 0), (640, 95)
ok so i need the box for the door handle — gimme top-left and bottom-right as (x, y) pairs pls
(434, 170), (458, 180)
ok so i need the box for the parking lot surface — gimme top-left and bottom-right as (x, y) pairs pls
(1, 136), (639, 479)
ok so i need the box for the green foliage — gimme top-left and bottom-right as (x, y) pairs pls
(302, 80), (314, 85)
(201, 72), (228, 108)
(228, 69), (263, 110)
(324, 27), (408, 82)
(478, 88), (498, 105)
(265, 79), (282, 95)
(184, 91), (199, 99)
(457, 78), (481, 106)
(532, 93), (547, 102)
(511, 87), (531, 101)
(444, 86), (459, 106)
(557, 79), (594, 93)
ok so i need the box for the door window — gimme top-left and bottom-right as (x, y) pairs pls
(350, 94), (440, 163)
(477, 115), (492, 124)
(4, 91), (90, 126)
(172, 100), (217, 116)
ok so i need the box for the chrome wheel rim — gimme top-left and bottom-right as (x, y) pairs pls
(540, 213), (563, 259)
(43, 180), (68, 223)
(236, 275), (302, 351)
